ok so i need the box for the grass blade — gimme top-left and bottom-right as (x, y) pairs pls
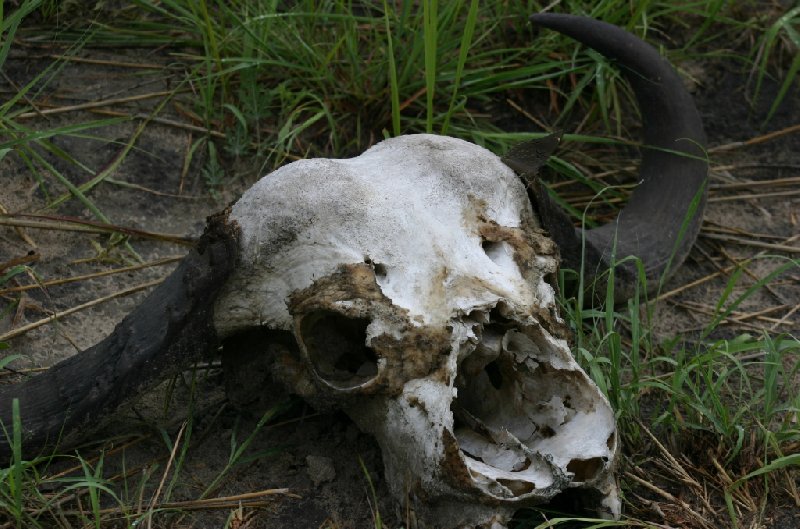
(441, 0), (478, 135)
(383, 1), (401, 136)
(423, 0), (438, 133)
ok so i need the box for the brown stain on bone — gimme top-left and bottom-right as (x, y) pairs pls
(465, 194), (564, 326)
(441, 428), (481, 493)
(471, 208), (570, 342)
(289, 263), (452, 398)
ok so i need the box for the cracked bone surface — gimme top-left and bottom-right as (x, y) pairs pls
(215, 134), (619, 527)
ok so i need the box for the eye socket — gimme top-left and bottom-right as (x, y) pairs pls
(298, 310), (379, 390)
(481, 240), (514, 266)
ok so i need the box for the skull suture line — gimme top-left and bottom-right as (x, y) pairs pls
(214, 134), (620, 526)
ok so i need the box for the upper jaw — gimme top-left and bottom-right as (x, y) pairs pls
(343, 306), (619, 527)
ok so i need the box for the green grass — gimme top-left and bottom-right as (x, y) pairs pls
(19, 1), (780, 168)
(14, 1), (794, 211)
(1, 1), (798, 528)
(0, 374), (288, 528)
(750, 5), (800, 126)
(561, 260), (799, 528)
(0, 0), (165, 264)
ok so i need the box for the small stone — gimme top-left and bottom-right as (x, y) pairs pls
(306, 455), (336, 487)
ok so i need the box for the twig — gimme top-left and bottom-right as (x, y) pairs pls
(770, 304), (800, 332)
(506, 98), (550, 130)
(146, 422), (187, 529)
(0, 201), (36, 247)
(717, 245), (787, 305)
(709, 176), (800, 191)
(399, 86), (427, 112)
(89, 108), (227, 138)
(624, 472), (715, 529)
(179, 132), (193, 194)
(82, 489), (299, 517)
(710, 456), (757, 512)
(1, 70), (46, 118)
(0, 278), (163, 342)
(0, 256), (183, 295)
(14, 91), (177, 118)
(0, 214), (195, 245)
(699, 233), (800, 254)
(709, 123), (800, 152)
(0, 251), (39, 274)
(654, 265), (735, 302)
(708, 189), (800, 202)
(106, 178), (206, 199)
(669, 300), (794, 329)
(694, 240), (729, 274)
(44, 436), (148, 481)
(36, 55), (166, 69)
(703, 221), (789, 241)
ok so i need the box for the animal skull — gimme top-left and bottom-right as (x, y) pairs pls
(214, 134), (620, 526)
(0, 13), (708, 529)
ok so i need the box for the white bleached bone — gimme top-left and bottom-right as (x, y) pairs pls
(215, 134), (619, 528)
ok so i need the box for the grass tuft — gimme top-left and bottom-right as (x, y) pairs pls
(750, 5), (800, 126)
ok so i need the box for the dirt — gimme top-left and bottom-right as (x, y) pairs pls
(0, 45), (403, 529)
(647, 62), (800, 342)
(0, 15), (798, 529)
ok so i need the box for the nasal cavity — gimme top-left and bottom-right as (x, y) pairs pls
(566, 457), (605, 482)
(299, 310), (379, 390)
(484, 360), (503, 390)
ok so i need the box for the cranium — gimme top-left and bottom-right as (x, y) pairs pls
(0, 13), (707, 529)
(215, 133), (621, 526)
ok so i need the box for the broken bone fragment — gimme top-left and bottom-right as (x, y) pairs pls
(214, 133), (620, 526)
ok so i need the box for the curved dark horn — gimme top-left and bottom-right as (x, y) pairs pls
(0, 212), (239, 460)
(526, 13), (708, 302)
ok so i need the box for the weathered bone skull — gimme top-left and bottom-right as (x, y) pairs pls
(214, 134), (619, 526)
(0, 13), (709, 529)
